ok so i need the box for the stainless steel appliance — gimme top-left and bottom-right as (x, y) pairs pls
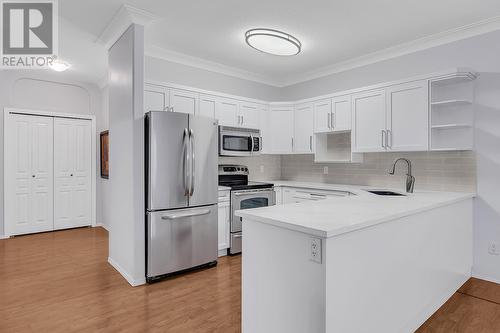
(219, 126), (262, 157)
(146, 111), (219, 282)
(218, 165), (275, 255)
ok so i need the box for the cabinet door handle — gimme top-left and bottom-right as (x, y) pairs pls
(327, 113), (331, 129)
(309, 136), (313, 151)
(291, 137), (294, 150)
(331, 112), (335, 129)
(387, 129), (392, 148)
(241, 116), (244, 125)
(381, 130), (386, 148)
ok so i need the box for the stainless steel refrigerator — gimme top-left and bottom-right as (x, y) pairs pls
(145, 111), (218, 282)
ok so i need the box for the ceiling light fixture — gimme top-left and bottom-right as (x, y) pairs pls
(245, 28), (301, 56)
(49, 59), (71, 72)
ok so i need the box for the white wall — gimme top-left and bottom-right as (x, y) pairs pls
(145, 56), (282, 101)
(107, 24), (146, 286)
(0, 70), (103, 237)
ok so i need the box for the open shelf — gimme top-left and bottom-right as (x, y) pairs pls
(431, 99), (472, 107)
(431, 124), (472, 129)
(314, 131), (363, 163)
(430, 71), (476, 151)
(431, 72), (478, 87)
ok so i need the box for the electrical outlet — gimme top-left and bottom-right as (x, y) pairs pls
(489, 242), (500, 255)
(323, 166), (328, 175)
(310, 238), (322, 263)
(260, 165), (265, 173)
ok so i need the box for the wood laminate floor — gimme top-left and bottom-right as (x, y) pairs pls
(0, 227), (499, 333)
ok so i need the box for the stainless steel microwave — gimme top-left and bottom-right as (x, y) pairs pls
(219, 126), (262, 157)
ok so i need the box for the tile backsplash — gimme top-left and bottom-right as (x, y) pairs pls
(281, 151), (476, 193)
(218, 155), (282, 181)
(219, 151), (476, 193)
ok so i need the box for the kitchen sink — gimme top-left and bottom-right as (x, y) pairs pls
(366, 190), (406, 196)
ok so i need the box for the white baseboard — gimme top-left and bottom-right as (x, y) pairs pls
(107, 256), (146, 287)
(0, 234), (8, 240)
(401, 274), (470, 333)
(95, 222), (109, 231)
(218, 249), (228, 257)
(472, 272), (500, 285)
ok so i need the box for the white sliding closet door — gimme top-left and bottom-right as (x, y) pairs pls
(53, 118), (92, 230)
(5, 114), (54, 235)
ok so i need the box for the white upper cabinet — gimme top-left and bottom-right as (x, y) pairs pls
(216, 98), (239, 126)
(331, 95), (352, 132)
(386, 80), (429, 151)
(352, 89), (387, 153)
(314, 97), (351, 133)
(169, 89), (198, 115)
(352, 82), (429, 153)
(268, 106), (294, 154)
(313, 99), (332, 133)
(199, 94), (217, 119)
(144, 84), (168, 113)
(294, 103), (314, 153)
(239, 102), (261, 129)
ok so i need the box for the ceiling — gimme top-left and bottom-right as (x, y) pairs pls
(58, 0), (500, 86)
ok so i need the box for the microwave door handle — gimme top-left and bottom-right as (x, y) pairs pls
(183, 128), (189, 196)
(189, 129), (195, 196)
(250, 135), (254, 153)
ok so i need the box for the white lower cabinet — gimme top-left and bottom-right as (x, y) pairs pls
(281, 187), (351, 204)
(274, 187), (283, 205)
(218, 191), (230, 256)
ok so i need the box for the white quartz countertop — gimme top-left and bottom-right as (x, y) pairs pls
(236, 181), (475, 238)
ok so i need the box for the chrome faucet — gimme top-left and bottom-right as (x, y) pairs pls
(389, 158), (415, 193)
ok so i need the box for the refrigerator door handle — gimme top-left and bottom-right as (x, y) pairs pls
(189, 128), (195, 196)
(161, 209), (211, 220)
(183, 128), (190, 196)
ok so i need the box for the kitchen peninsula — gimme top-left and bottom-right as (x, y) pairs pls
(237, 186), (474, 333)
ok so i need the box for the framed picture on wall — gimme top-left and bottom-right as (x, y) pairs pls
(100, 130), (109, 179)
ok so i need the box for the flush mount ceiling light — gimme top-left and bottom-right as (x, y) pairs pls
(49, 59), (71, 72)
(245, 28), (301, 56)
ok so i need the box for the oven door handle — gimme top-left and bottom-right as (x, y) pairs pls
(234, 190), (273, 197)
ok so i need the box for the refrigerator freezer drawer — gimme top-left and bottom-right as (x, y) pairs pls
(147, 204), (218, 278)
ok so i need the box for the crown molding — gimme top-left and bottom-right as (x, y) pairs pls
(97, 5), (159, 50)
(281, 15), (500, 86)
(145, 45), (282, 87)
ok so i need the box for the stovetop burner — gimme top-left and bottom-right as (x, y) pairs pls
(218, 164), (273, 191)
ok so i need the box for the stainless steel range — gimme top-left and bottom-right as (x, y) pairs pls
(218, 165), (275, 255)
